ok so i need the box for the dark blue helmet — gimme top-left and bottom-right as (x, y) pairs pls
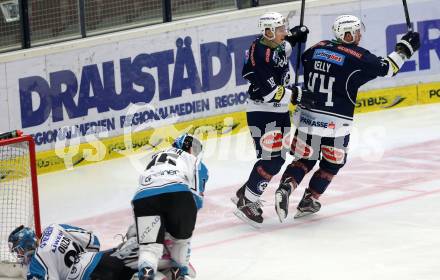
(172, 133), (203, 157)
(8, 225), (37, 264)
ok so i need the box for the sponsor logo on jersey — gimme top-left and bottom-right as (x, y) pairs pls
(429, 89), (440, 98)
(312, 49), (345, 66)
(39, 226), (54, 248)
(260, 130), (283, 152)
(336, 45), (363, 59)
(299, 116), (330, 128)
(328, 122), (336, 129)
(273, 86), (284, 102)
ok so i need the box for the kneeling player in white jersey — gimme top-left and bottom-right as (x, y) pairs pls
(132, 133), (208, 280)
(8, 223), (137, 279)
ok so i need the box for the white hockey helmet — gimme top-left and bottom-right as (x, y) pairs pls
(258, 12), (288, 40)
(332, 15), (364, 44)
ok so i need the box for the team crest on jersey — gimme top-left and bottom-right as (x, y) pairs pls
(272, 49), (288, 67)
(313, 49), (345, 66)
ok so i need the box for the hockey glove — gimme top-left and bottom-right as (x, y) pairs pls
(286, 25), (309, 46)
(300, 89), (315, 109)
(290, 86), (302, 105)
(395, 31), (420, 59)
(290, 87), (315, 109)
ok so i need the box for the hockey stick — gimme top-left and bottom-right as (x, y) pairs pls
(402, 0), (413, 31)
(294, 0), (306, 85)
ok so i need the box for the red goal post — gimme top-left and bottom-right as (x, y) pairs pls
(0, 131), (41, 277)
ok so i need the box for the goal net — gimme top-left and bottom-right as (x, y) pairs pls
(0, 132), (41, 277)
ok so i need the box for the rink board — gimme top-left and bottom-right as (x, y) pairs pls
(0, 0), (438, 174)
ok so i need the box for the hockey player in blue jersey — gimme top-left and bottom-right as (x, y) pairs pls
(233, 11), (309, 227)
(8, 223), (136, 280)
(274, 15), (420, 221)
(132, 133), (208, 280)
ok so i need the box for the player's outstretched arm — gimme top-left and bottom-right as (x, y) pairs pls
(385, 31), (420, 77)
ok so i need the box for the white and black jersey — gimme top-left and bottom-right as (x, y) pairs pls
(26, 224), (101, 280)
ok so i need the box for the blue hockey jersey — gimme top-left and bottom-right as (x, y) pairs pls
(295, 40), (397, 136)
(242, 36), (293, 113)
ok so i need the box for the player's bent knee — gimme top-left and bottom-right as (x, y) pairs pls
(291, 136), (314, 159)
(321, 145), (346, 165)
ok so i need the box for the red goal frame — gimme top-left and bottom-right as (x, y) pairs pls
(0, 135), (41, 237)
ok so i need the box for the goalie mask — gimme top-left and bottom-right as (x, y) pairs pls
(172, 133), (203, 157)
(8, 225), (38, 265)
(332, 15), (365, 44)
(258, 12), (289, 40)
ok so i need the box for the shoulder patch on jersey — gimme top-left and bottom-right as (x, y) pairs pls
(265, 48), (271, 63)
(336, 45), (363, 59)
(312, 49), (345, 66)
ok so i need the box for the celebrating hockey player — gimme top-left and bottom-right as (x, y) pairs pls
(131, 133), (208, 280)
(274, 15), (420, 221)
(8, 223), (137, 279)
(233, 12), (309, 227)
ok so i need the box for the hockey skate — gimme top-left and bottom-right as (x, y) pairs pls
(234, 193), (264, 228)
(230, 184), (245, 205)
(170, 267), (188, 280)
(294, 188), (321, 218)
(274, 181), (295, 223)
(138, 266), (155, 280)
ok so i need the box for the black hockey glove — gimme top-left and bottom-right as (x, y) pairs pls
(285, 25), (309, 46)
(395, 31), (420, 59)
(290, 86), (314, 109)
